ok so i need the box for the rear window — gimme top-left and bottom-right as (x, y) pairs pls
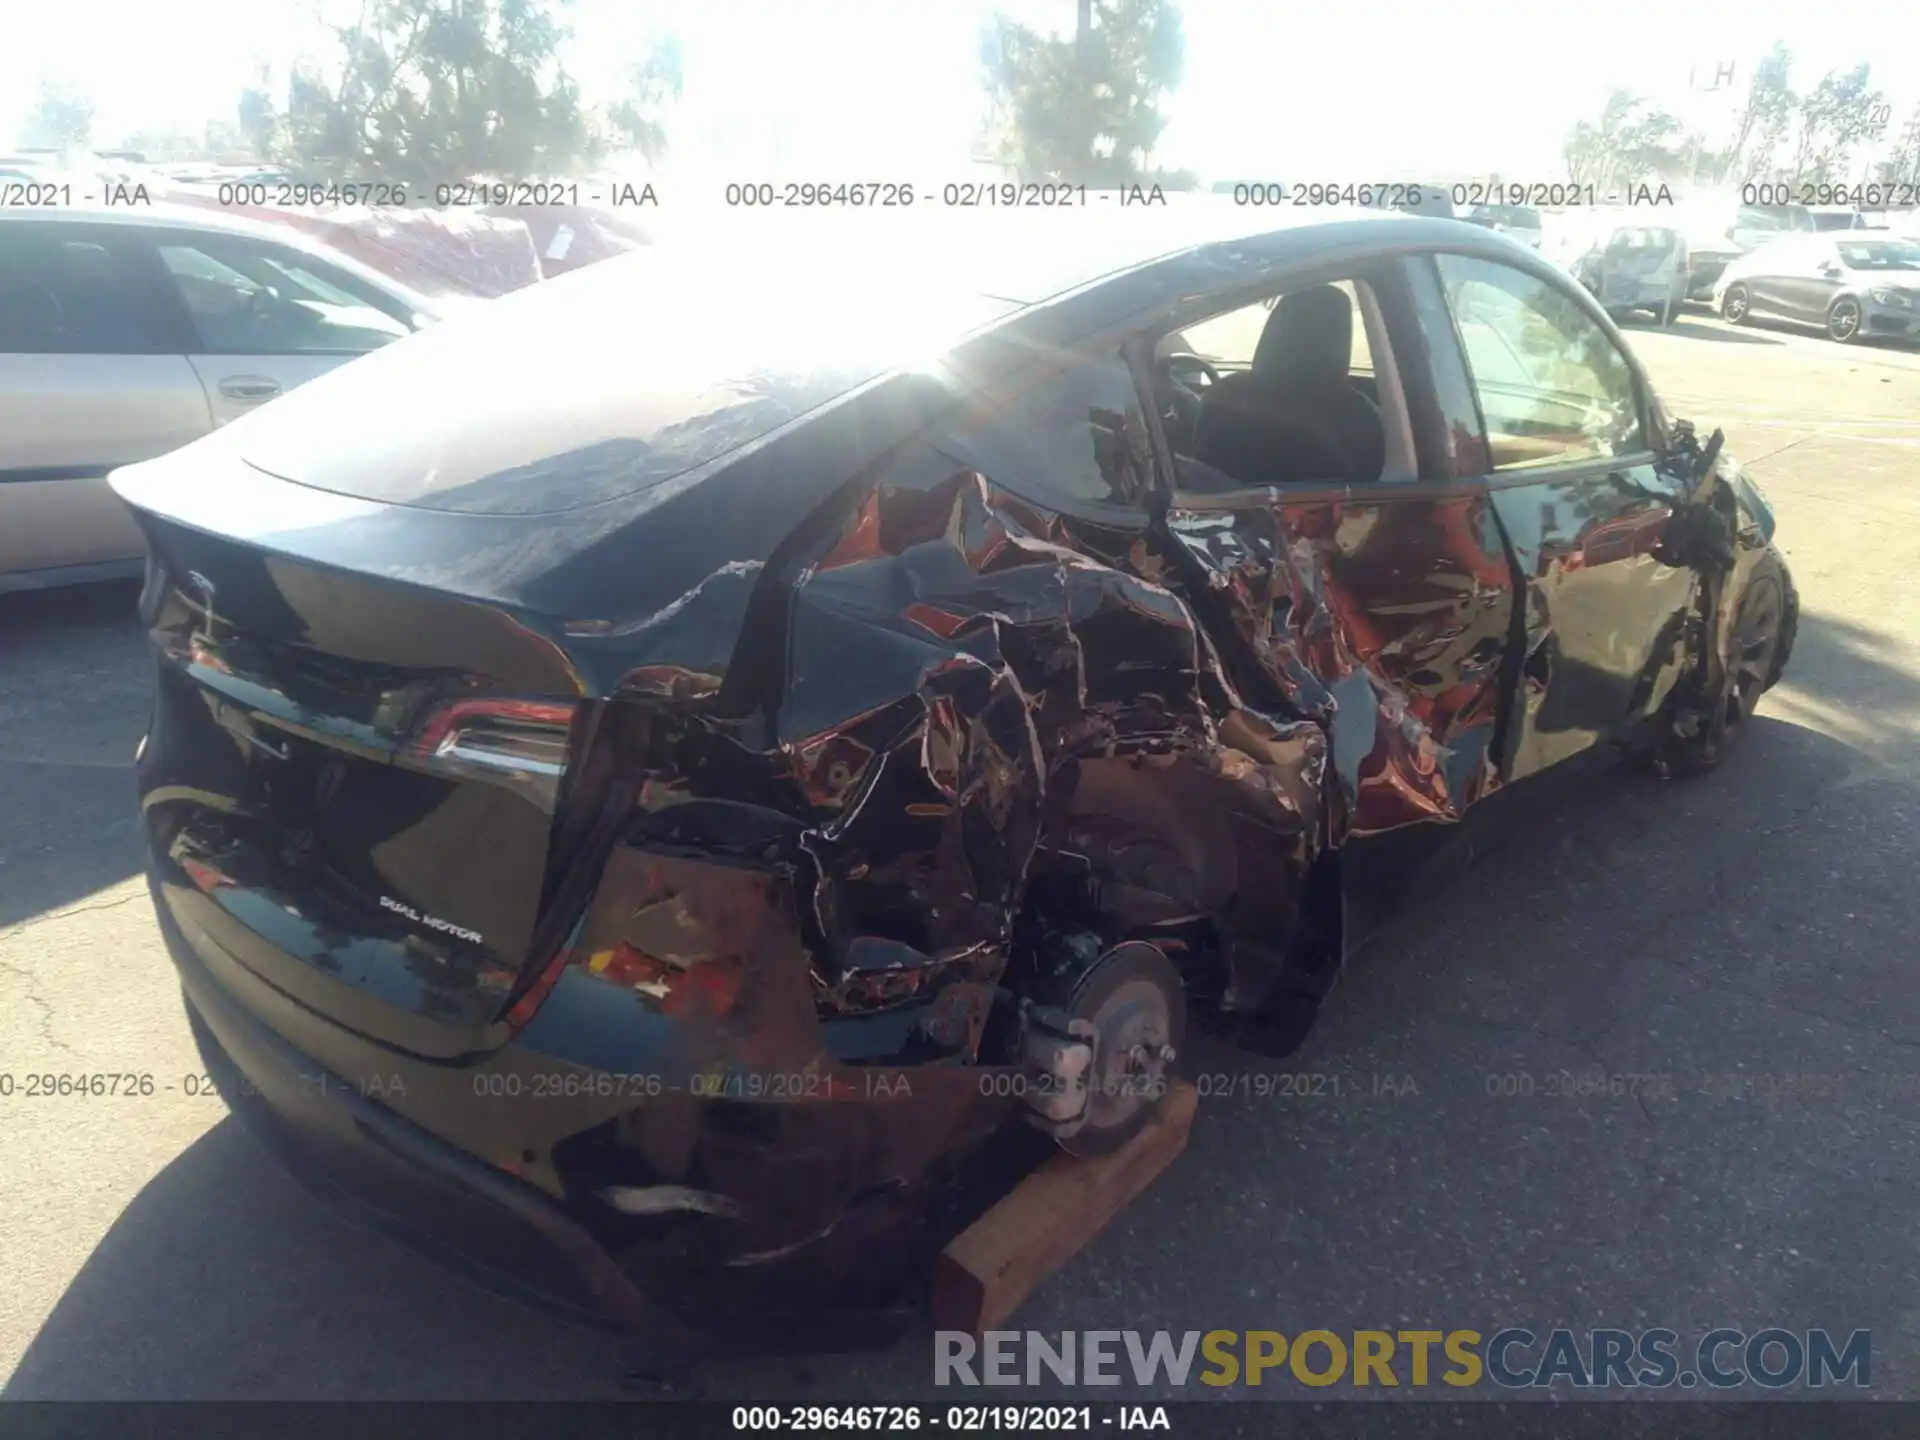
(0, 225), (175, 354)
(1738, 204), (1816, 234)
(230, 248), (1021, 515)
(1607, 227), (1682, 251)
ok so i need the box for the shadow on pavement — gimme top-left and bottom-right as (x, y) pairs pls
(1643, 316), (1783, 345)
(3, 1118), (634, 1400)
(0, 581), (149, 928)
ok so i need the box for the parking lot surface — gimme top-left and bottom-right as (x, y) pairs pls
(3, 313), (1918, 1400)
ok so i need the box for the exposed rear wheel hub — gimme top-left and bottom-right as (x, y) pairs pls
(1018, 941), (1186, 1156)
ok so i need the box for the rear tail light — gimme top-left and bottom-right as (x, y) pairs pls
(410, 697), (578, 806)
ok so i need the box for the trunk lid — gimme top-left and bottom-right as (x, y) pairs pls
(135, 513), (592, 1058)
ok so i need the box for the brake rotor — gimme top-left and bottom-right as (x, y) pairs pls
(1055, 941), (1187, 1157)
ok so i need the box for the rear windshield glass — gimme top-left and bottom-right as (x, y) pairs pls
(1738, 204), (1816, 233)
(231, 246), (1020, 515)
(1838, 239), (1920, 270)
(1607, 228), (1682, 250)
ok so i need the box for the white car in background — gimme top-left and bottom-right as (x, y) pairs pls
(1543, 208), (1689, 325)
(1, 202), (447, 592)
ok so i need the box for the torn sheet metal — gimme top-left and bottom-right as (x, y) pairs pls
(1164, 486), (1510, 838)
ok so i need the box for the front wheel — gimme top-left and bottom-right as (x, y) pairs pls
(1721, 283), (1751, 324)
(1647, 553), (1796, 777)
(1827, 296), (1862, 344)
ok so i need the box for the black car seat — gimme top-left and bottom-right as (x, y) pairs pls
(1193, 285), (1387, 486)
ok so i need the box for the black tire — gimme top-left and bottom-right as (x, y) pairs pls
(1659, 553), (1792, 776)
(1766, 562), (1799, 690)
(1827, 296), (1862, 344)
(1721, 283), (1751, 324)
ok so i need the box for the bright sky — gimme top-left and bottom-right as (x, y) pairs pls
(6, 0), (1916, 181)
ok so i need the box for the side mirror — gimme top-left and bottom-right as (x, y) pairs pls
(1820, 262), (1842, 277)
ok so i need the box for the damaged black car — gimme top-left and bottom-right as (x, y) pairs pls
(114, 209), (1795, 1343)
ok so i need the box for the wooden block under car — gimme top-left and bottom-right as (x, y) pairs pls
(931, 1080), (1199, 1336)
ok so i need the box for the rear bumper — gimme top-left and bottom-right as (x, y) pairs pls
(164, 885), (676, 1334)
(154, 871), (1013, 1341)
(1600, 276), (1681, 311)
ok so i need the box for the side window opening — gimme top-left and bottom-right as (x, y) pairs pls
(156, 238), (411, 356)
(0, 228), (172, 355)
(938, 350), (1157, 512)
(1434, 253), (1645, 472)
(1154, 275), (1411, 493)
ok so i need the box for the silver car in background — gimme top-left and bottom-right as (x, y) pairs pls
(1, 203), (443, 593)
(1673, 195), (1817, 300)
(1544, 209), (1688, 325)
(1715, 232), (1920, 344)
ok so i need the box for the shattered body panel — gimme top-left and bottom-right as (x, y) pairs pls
(113, 214), (1791, 1337)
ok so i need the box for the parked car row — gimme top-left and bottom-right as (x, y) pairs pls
(1, 203), (446, 592)
(2, 156), (676, 593)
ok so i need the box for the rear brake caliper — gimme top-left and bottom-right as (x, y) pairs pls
(1018, 1002), (1097, 1134)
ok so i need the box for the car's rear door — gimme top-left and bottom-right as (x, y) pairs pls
(0, 219), (210, 583)
(1422, 250), (1699, 781)
(1776, 237), (1844, 322)
(144, 229), (416, 425)
(1733, 237), (1794, 315)
(1153, 258), (1518, 841)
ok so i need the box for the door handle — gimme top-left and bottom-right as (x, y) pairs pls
(218, 376), (282, 403)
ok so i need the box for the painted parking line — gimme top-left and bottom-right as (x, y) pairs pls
(1725, 427), (1920, 448)
(1697, 415), (1920, 429)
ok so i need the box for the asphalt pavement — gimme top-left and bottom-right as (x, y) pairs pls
(2, 311), (1918, 1400)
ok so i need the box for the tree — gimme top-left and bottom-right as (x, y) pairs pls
(603, 35), (682, 165)
(202, 119), (247, 160)
(21, 80), (94, 151)
(1789, 65), (1886, 184)
(1720, 43), (1795, 184)
(979, 0), (1185, 185)
(1873, 102), (1920, 189)
(1562, 90), (1685, 194)
(272, 0), (602, 185)
(114, 126), (205, 162)
(238, 86), (283, 161)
